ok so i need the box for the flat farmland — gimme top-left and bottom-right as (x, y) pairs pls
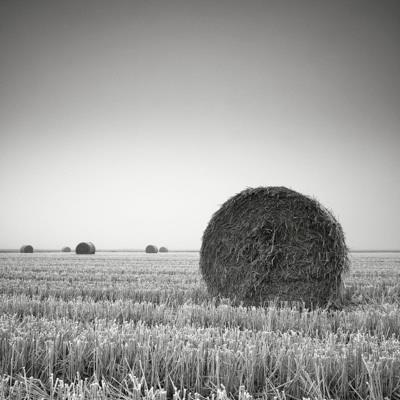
(0, 252), (400, 400)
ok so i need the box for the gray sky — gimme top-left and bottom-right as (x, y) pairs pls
(1, 0), (399, 250)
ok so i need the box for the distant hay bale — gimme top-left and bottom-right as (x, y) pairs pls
(20, 245), (34, 253)
(159, 246), (168, 253)
(75, 242), (96, 255)
(145, 245), (158, 253)
(61, 246), (71, 252)
(200, 187), (349, 308)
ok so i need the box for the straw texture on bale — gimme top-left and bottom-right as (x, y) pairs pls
(75, 242), (96, 255)
(200, 187), (349, 308)
(61, 246), (71, 252)
(159, 246), (168, 253)
(20, 245), (33, 253)
(145, 245), (158, 253)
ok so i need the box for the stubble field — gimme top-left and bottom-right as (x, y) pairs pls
(0, 252), (399, 400)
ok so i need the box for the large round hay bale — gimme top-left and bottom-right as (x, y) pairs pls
(61, 246), (71, 252)
(200, 187), (349, 308)
(75, 242), (96, 254)
(20, 245), (34, 253)
(159, 246), (168, 253)
(145, 245), (158, 253)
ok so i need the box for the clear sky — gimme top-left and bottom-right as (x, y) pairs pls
(1, 0), (399, 250)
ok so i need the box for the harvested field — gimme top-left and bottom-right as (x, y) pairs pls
(0, 252), (399, 399)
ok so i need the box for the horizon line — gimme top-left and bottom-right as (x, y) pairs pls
(1, 248), (400, 253)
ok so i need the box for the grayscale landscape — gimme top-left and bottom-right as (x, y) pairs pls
(0, 1), (399, 399)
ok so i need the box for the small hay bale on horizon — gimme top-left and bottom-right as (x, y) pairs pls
(145, 245), (158, 253)
(200, 186), (349, 308)
(75, 242), (96, 255)
(159, 246), (168, 253)
(62, 246), (71, 252)
(20, 245), (34, 253)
